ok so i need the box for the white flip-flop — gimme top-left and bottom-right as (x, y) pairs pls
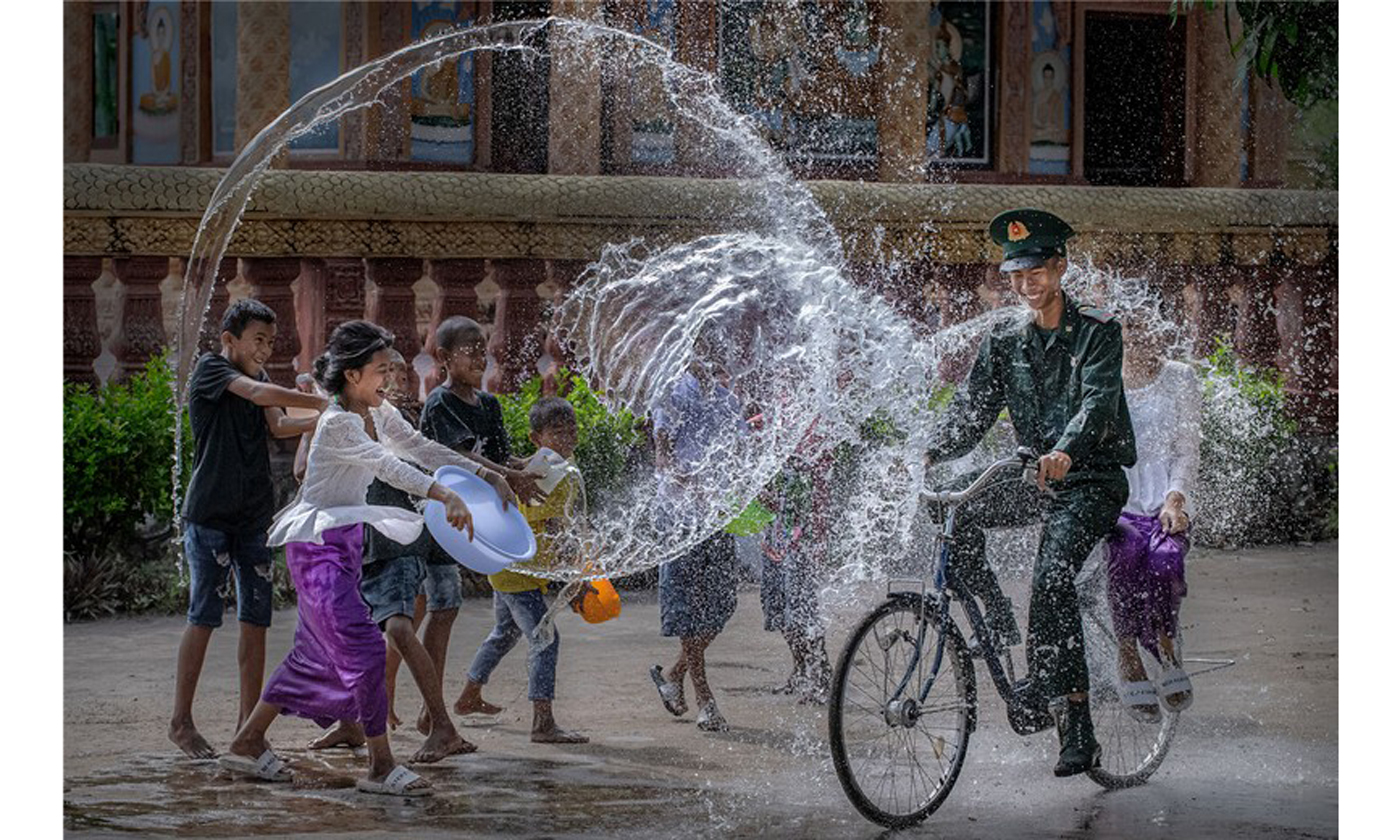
(1159, 665), (1194, 712)
(218, 748), (294, 782)
(1118, 679), (1162, 723)
(356, 764), (433, 797)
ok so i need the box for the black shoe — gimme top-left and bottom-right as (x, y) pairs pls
(1053, 740), (1102, 777)
(1052, 698), (1100, 777)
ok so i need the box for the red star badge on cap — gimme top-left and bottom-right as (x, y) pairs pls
(1008, 220), (1030, 242)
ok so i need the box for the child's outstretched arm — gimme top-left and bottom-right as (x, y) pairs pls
(227, 375), (328, 411)
(264, 406), (320, 439)
(377, 403), (521, 509)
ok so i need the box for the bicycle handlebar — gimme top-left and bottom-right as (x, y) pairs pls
(920, 446), (1046, 506)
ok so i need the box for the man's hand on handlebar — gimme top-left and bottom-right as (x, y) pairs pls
(1036, 450), (1072, 491)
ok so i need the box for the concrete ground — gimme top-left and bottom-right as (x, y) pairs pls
(64, 543), (1337, 839)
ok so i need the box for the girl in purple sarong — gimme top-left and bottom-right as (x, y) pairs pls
(219, 321), (514, 796)
(1108, 307), (1200, 721)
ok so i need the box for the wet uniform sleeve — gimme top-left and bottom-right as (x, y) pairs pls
(1052, 320), (1126, 463)
(926, 334), (1006, 463)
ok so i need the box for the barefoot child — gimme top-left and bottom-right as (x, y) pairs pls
(221, 321), (514, 796)
(456, 397), (589, 744)
(170, 299), (327, 759)
(419, 316), (545, 731)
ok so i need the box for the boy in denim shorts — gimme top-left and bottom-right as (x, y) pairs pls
(171, 299), (325, 759)
(420, 317), (545, 727)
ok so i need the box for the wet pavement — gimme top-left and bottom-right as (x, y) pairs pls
(65, 543), (1337, 838)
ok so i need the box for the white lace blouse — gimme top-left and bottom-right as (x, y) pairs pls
(1123, 360), (1202, 518)
(267, 401), (479, 548)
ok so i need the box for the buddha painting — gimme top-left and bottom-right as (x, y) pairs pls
(138, 6), (177, 115)
(1031, 50), (1069, 145)
(411, 20), (472, 125)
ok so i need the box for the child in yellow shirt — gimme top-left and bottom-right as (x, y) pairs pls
(455, 397), (589, 743)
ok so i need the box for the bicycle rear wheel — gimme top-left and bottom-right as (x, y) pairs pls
(828, 596), (976, 828)
(1077, 563), (1178, 789)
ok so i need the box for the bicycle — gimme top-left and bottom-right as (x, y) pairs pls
(827, 447), (1179, 829)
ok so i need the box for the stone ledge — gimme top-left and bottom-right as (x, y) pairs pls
(63, 164), (1338, 265)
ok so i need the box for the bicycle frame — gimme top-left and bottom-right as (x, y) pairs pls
(884, 453), (1055, 735)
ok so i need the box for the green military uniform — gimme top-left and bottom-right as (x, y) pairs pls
(927, 209), (1136, 703)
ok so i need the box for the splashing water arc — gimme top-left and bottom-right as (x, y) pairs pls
(172, 17), (1283, 587)
(172, 16), (944, 583)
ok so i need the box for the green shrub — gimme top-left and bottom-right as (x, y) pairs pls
(63, 353), (194, 621)
(498, 369), (643, 507)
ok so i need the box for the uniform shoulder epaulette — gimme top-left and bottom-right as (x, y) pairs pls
(1077, 305), (1117, 324)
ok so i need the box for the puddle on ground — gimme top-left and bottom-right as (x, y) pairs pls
(64, 750), (712, 837)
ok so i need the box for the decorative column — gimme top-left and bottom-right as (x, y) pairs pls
(541, 260), (589, 394)
(64, 257), (104, 386)
(673, 1), (718, 174)
(111, 257), (171, 379)
(1192, 8), (1244, 187)
(195, 257), (238, 353)
(366, 258), (426, 396)
(1191, 264), (1234, 360)
(241, 258), (302, 387)
(996, 1), (1033, 176)
(548, 1), (605, 175)
(1277, 260), (1337, 435)
(235, 1), (290, 157)
(64, 1), (93, 162)
(294, 259), (327, 376)
(422, 258), (488, 394)
(1249, 73), (1292, 187)
(931, 262), (988, 383)
(1233, 264), (1281, 371)
(322, 258), (369, 339)
(486, 259), (547, 393)
(874, 0), (930, 182)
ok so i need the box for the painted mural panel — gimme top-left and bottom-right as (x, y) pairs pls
(410, 2), (476, 165)
(289, 1), (343, 152)
(1028, 0), (1071, 175)
(211, 1), (237, 156)
(631, 0), (677, 165)
(926, 1), (990, 166)
(720, 1), (879, 165)
(131, 2), (181, 164)
(92, 8), (119, 143)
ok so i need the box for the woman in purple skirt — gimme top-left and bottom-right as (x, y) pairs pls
(219, 321), (514, 796)
(1109, 306), (1200, 721)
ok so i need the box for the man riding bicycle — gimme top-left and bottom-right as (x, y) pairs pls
(925, 209), (1136, 777)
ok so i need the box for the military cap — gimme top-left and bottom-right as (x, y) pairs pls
(988, 208), (1076, 273)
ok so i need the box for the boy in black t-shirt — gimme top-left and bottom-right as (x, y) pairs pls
(170, 299), (326, 759)
(417, 316), (545, 730)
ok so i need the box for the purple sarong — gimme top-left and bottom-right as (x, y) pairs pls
(261, 524), (390, 737)
(1105, 510), (1189, 656)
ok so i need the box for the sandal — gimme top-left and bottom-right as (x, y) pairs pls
(1118, 679), (1162, 723)
(649, 664), (688, 717)
(1158, 665), (1194, 712)
(356, 765), (433, 797)
(218, 748), (294, 783)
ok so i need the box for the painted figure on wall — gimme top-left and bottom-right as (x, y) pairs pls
(131, 2), (180, 163)
(926, 2), (989, 165)
(630, 0), (678, 165)
(410, 3), (476, 164)
(138, 6), (177, 114)
(1032, 50), (1069, 145)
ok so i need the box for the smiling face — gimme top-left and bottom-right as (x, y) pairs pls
(531, 417), (579, 461)
(221, 318), (276, 377)
(1005, 256), (1065, 316)
(438, 335), (488, 390)
(342, 348), (395, 408)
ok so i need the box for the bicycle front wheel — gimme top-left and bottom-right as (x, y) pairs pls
(828, 596), (975, 828)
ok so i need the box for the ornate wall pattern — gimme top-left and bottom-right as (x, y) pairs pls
(63, 164), (1337, 266)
